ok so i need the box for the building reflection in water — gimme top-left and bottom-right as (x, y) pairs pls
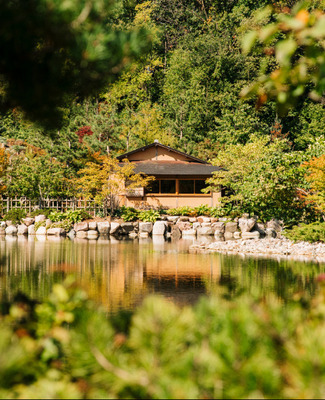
(0, 236), (220, 312)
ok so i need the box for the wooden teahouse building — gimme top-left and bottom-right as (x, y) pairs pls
(117, 141), (222, 209)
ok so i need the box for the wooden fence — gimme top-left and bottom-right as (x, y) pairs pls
(0, 197), (106, 217)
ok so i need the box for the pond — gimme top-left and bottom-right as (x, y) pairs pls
(0, 235), (324, 312)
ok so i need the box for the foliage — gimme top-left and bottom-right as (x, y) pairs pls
(302, 154), (325, 216)
(77, 153), (154, 214)
(34, 221), (46, 231)
(0, 147), (9, 194)
(0, 0), (150, 126)
(138, 209), (160, 222)
(284, 222), (325, 242)
(2, 209), (26, 224)
(242, 3), (325, 113)
(3, 278), (325, 398)
(120, 206), (139, 222)
(206, 136), (310, 223)
(29, 208), (55, 218)
(167, 206), (196, 217)
(49, 210), (91, 225)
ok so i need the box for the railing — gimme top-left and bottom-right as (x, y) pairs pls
(0, 197), (106, 217)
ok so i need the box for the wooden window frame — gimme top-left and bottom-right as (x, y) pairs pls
(145, 178), (210, 196)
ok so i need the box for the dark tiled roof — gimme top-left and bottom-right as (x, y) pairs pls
(131, 162), (221, 176)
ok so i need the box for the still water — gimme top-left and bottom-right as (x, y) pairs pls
(0, 235), (324, 312)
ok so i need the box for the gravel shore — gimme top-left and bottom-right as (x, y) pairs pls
(190, 238), (325, 262)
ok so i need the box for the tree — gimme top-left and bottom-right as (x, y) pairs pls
(0, 147), (9, 195)
(302, 155), (325, 217)
(206, 136), (307, 222)
(76, 153), (154, 214)
(241, 3), (325, 113)
(0, 0), (150, 126)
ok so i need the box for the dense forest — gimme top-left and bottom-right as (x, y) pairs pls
(0, 0), (324, 223)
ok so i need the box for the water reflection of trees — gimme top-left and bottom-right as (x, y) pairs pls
(0, 236), (324, 311)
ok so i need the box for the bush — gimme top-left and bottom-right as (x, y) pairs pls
(138, 209), (160, 222)
(49, 210), (92, 225)
(284, 222), (325, 243)
(29, 208), (55, 218)
(2, 279), (325, 398)
(120, 206), (139, 222)
(2, 209), (26, 224)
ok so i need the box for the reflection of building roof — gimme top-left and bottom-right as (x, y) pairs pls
(117, 142), (208, 164)
(131, 161), (221, 176)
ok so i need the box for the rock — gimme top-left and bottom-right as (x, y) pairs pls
(197, 227), (214, 235)
(171, 225), (181, 239)
(265, 228), (277, 238)
(28, 225), (36, 235)
(266, 219), (283, 233)
(47, 228), (66, 236)
(182, 229), (197, 236)
(153, 221), (167, 235)
(0, 221), (6, 228)
(5, 225), (17, 235)
(211, 218), (219, 223)
(6, 220), (13, 226)
(238, 217), (257, 233)
(178, 216), (189, 222)
(36, 226), (47, 235)
(76, 231), (87, 239)
(225, 222), (238, 233)
(167, 216), (179, 223)
(242, 231), (260, 239)
(224, 232), (234, 240)
(87, 230), (99, 239)
(201, 217), (211, 223)
(121, 222), (134, 234)
(89, 221), (97, 230)
(22, 217), (34, 227)
(201, 222), (212, 228)
(18, 224), (28, 235)
(214, 230), (224, 238)
(74, 221), (88, 232)
(97, 221), (110, 235)
(129, 232), (138, 239)
(35, 215), (46, 223)
(193, 222), (201, 230)
(255, 223), (266, 237)
(139, 222), (153, 233)
(234, 231), (241, 239)
(67, 229), (76, 239)
(139, 232), (149, 238)
(212, 222), (225, 234)
(176, 221), (192, 231)
(189, 217), (197, 223)
(0, 227), (5, 235)
(46, 219), (52, 228)
(110, 222), (121, 235)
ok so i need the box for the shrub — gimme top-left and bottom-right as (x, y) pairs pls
(167, 206), (196, 216)
(29, 208), (55, 218)
(120, 206), (139, 222)
(2, 209), (26, 224)
(194, 204), (211, 216)
(138, 210), (160, 222)
(49, 210), (92, 225)
(284, 222), (325, 243)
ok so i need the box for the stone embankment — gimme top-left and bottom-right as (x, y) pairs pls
(0, 214), (282, 239)
(189, 238), (325, 262)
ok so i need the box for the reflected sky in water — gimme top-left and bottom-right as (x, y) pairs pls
(0, 235), (324, 312)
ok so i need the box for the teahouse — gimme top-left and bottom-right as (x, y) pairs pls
(117, 141), (222, 209)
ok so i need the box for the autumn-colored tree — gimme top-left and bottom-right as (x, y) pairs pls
(302, 155), (325, 217)
(0, 147), (9, 194)
(77, 153), (154, 214)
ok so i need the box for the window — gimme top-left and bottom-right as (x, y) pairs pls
(195, 180), (207, 194)
(146, 180), (159, 194)
(161, 180), (176, 193)
(179, 180), (194, 194)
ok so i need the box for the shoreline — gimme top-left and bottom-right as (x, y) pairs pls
(189, 238), (325, 263)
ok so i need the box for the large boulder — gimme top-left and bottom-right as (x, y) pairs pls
(18, 224), (28, 235)
(182, 229), (197, 236)
(120, 222), (134, 234)
(28, 225), (36, 235)
(97, 221), (110, 235)
(88, 221), (97, 231)
(87, 230), (99, 239)
(176, 221), (192, 231)
(22, 217), (34, 227)
(76, 231), (87, 239)
(153, 221), (167, 235)
(238, 217), (257, 233)
(5, 225), (17, 235)
(139, 222), (153, 233)
(167, 216), (179, 223)
(197, 226), (214, 236)
(47, 228), (66, 236)
(36, 226), (47, 235)
(266, 219), (283, 233)
(212, 221), (225, 234)
(74, 221), (88, 232)
(242, 231), (260, 239)
(225, 222), (238, 233)
(35, 215), (46, 223)
(110, 222), (121, 235)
